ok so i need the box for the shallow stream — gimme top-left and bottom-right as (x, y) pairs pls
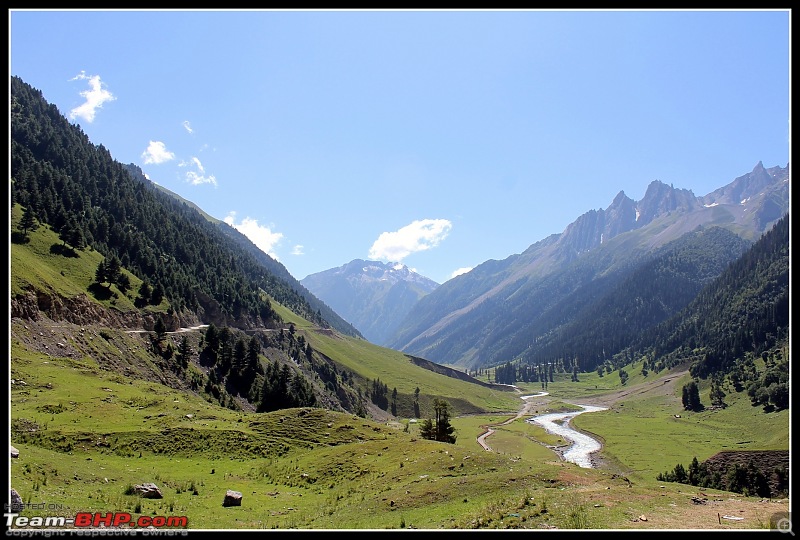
(526, 402), (608, 468)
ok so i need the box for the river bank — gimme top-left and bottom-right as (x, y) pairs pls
(478, 370), (689, 468)
(527, 404), (608, 468)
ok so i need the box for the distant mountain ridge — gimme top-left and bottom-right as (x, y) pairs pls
(386, 162), (789, 369)
(551, 161), (786, 264)
(10, 71), (788, 430)
(301, 259), (439, 345)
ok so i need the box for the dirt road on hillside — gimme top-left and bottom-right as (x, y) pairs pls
(569, 370), (688, 409)
(477, 391), (551, 451)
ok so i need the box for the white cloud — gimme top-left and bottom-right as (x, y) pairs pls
(180, 157), (217, 186)
(368, 218), (452, 262)
(141, 141), (175, 165)
(184, 157), (204, 171)
(291, 245), (305, 256)
(450, 267), (473, 279)
(224, 212), (283, 260)
(186, 171), (217, 186)
(68, 71), (115, 123)
(182, 120), (194, 134)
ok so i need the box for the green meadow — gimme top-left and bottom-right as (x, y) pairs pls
(9, 208), (789, 530)
(10, 345), (789, 530)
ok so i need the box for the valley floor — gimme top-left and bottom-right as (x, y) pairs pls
(473, 369), (790, 530)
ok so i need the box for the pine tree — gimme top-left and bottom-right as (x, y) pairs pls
(137, 281), (152, 305)
(19, 205), (38, 237)
(418, 418), (435, 440)
(154, 317), (167, 341)
(419, 399), (456, 444)
(177, 335), (192, 370)
(682, 381), (702, 411)
(231, 337), (248, 387)
(247, 336), (262, 378)
(151, 283), (165, 306)
(105, 256), (121, 285)
(57, 218), (85, 251)
(709, 377), (726, 408)
(95, 260), (107, 285)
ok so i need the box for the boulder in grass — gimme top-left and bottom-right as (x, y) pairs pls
(223, 490), (242, 507)
(10, 446), (19, 459)
(10, 488), (23, 512)
(134, 483), (163, 499)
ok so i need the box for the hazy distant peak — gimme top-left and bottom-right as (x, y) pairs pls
(312, 259), (438, 288)
(300, 258), (439, 345)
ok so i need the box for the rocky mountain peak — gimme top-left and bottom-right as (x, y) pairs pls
(700, 162), (788, 207)
(635, 180), (699, 226)
(300, 259), (439, 345)
(605, 191), (638, 239)
(333, 259), (438, 288)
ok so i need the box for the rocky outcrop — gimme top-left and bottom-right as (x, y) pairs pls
(222, 489), (242, 507)
(134, 483), (163, 499)
(10, 289), (42, 320)
(11, 287), (200, 331)
(11, 288), (144, 328)
(636, 180), (699, 226)
(9, 489), (23, 512)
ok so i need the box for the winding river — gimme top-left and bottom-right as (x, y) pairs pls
(522, 394), (608, 468)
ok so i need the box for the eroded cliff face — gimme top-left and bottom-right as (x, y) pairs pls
(10, 287), (190, 331)
(9, 287), (355, 418)
(10, 286), (202, 391)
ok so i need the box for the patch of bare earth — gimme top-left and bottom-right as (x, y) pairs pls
(546, 467), (787, 529)
(632, 493), (788, 530)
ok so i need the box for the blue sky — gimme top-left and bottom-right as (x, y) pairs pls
(9, 9), (790, 285)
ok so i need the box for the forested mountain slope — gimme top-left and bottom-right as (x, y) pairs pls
(10, 74), (503, 420)
(11, 75), (351, 336)
(633, 213), (789, 383)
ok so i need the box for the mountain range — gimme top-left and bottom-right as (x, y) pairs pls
(10, 73), (789, 407)
(300, 259), (438, 346)
(302, 162), (788, 371)
(9, 75), (790, 532)
(389, 163), (788, 370)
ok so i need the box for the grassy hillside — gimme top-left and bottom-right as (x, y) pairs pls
(259, 291), (521, 417)
(8, 207), (789, 531)
(10, 204), (165, 316)
(305, 330), (519, 416)
(10, 342), (789, 530)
